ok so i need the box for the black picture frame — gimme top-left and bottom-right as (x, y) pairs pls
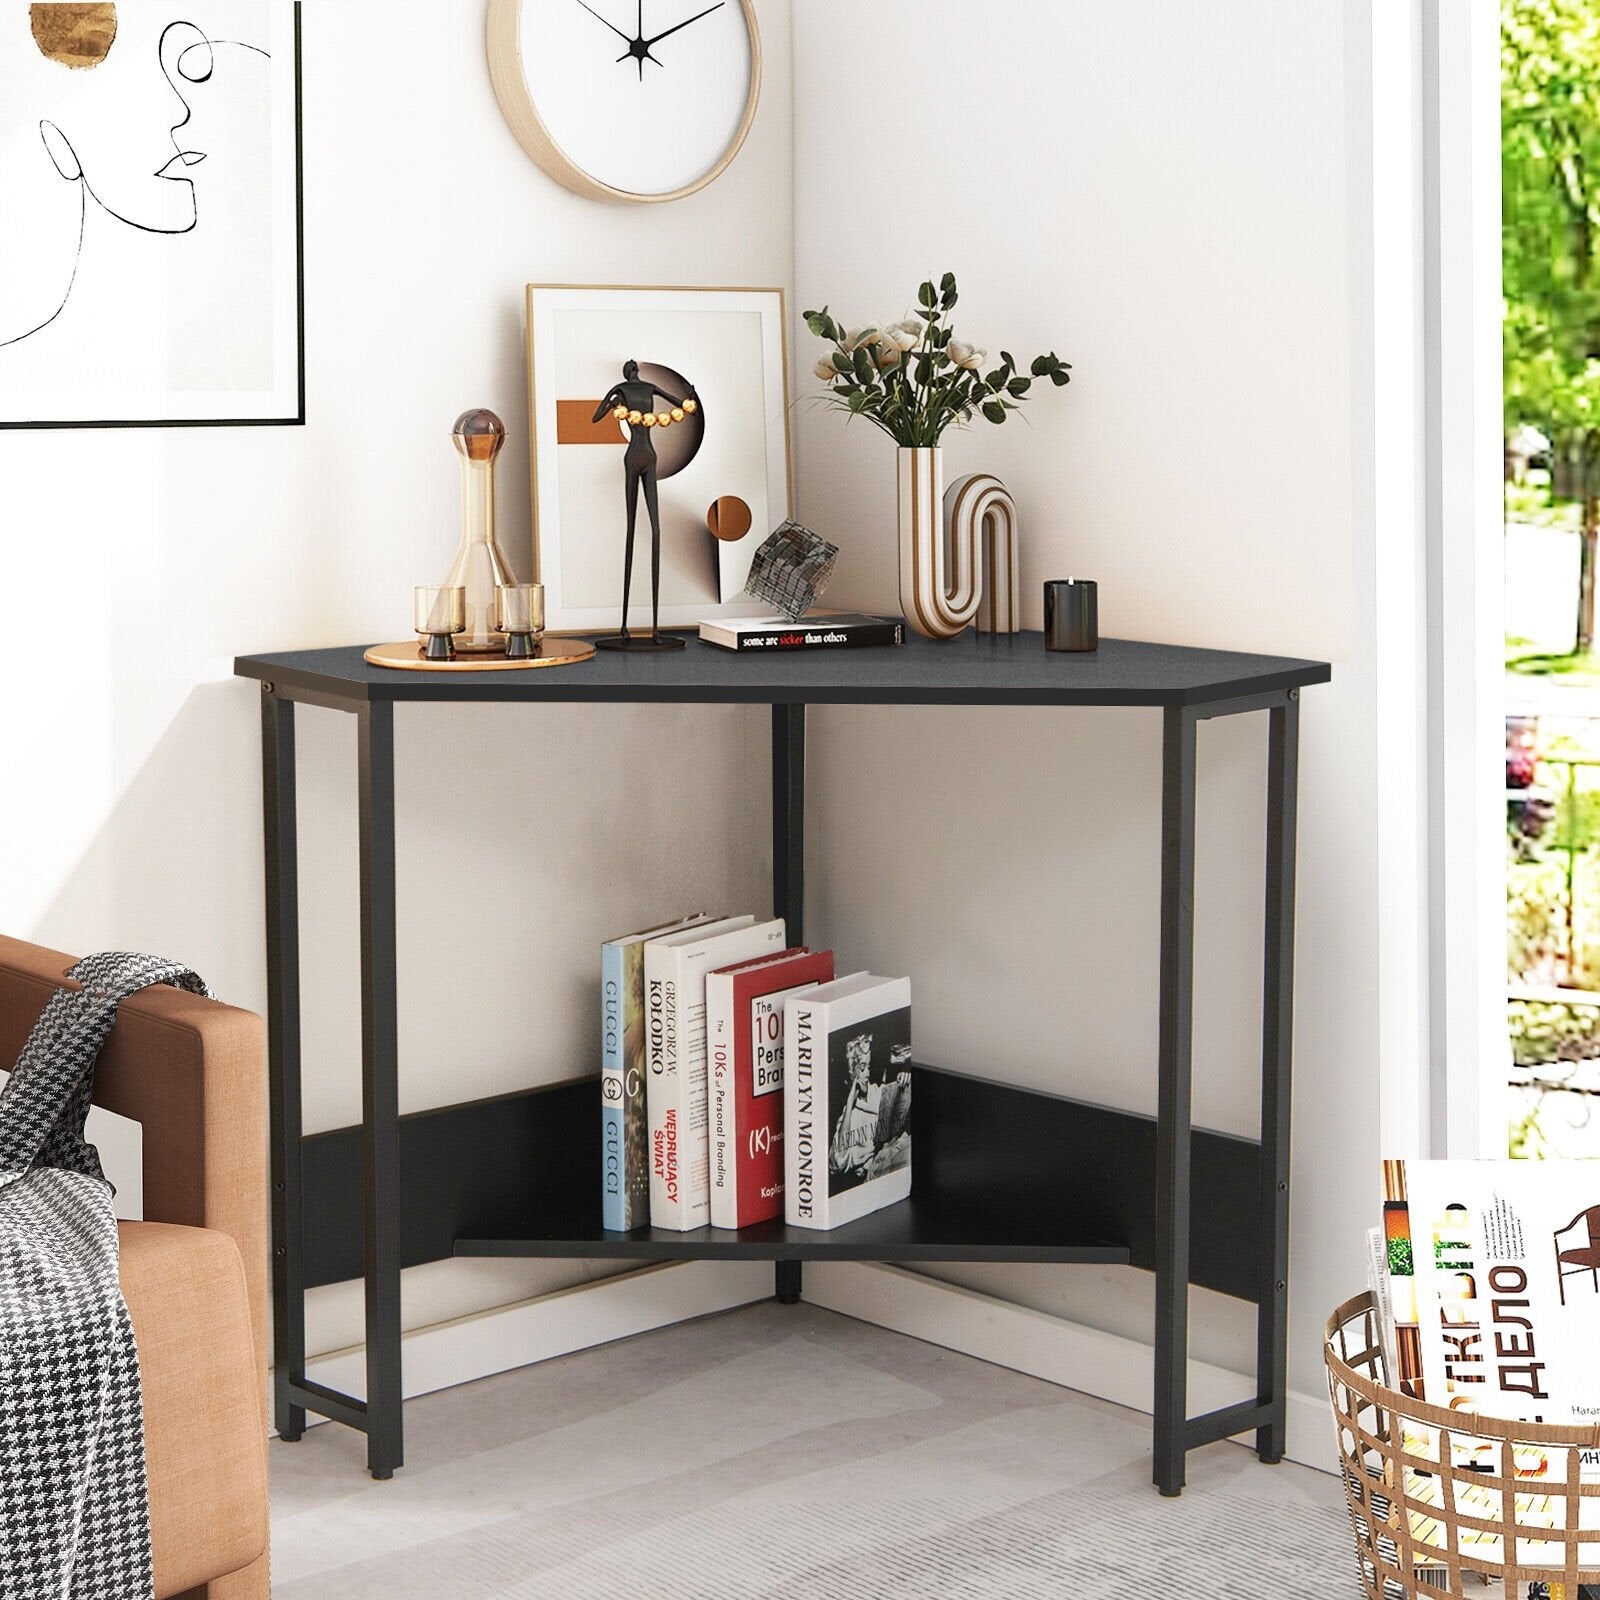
(0, 3), (305, 431)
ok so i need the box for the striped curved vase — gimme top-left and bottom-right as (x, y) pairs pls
(897, 446), (982, 639)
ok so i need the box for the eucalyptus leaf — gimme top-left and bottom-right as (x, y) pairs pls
(982, 401), (1007, 424)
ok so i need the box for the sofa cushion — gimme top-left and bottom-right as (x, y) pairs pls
(119, 1222), (268, 1599)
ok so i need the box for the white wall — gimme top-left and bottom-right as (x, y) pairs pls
(0, 0), (794, 1354)
(791, 0), (1392, 1412)
(0, 0), (1418, 1432)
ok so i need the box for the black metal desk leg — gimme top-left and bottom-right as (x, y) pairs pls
(358, 701), (403, 1479)
(262, 685), (306, 1443)
(1255, 691), (1300, 1463)
(772, 702), (806, 946)
(771, 701), (806, 1304)
(1154, 705), (1198, 1496)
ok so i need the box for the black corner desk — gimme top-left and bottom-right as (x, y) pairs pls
(233, 629), (1330, 1494)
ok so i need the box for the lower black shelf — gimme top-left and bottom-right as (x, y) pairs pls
(300, 1061), (1266, 1302)
(455, 1196), (1132, 1265)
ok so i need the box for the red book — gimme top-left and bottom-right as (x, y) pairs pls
(707, 947), (835, 1229)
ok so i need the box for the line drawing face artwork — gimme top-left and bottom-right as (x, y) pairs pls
(0, 2), (303, 427)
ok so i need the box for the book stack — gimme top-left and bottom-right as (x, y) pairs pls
(599, 913), (911, 1233)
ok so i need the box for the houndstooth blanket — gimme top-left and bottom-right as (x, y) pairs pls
(0, 953), (208, 1600)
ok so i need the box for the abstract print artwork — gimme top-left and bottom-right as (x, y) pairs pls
(525, 285), (792, 633)
(0, 2), (303, 427)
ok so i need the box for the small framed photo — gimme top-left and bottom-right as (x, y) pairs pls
(525, 284), (792, 634)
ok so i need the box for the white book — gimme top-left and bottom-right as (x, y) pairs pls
(785, 973), (913, 1231)
(644, 915), (786, 1230)
(1403, 1159), (1600, 1462)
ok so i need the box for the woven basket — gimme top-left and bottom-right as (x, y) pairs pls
(1327, 1291), (1600, 1597)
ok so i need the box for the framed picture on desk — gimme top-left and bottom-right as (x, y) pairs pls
(524, 284), (793, 634)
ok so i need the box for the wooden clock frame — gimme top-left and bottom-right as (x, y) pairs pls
(486, 0), (763, 205)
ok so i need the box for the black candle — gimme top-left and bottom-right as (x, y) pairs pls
(1044, 579), (1098, 651)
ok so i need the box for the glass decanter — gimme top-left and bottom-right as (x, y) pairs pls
(442, 408), (514, 652)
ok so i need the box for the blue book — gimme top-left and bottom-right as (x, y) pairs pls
(601, 916), (711, 1230)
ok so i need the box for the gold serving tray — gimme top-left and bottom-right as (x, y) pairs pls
(363, 639), (596, 672)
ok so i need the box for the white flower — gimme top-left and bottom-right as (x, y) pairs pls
(877, 342), (904, 368)
(948, 341), (986, 371)
(879, 323), (919, 353)
(842, 327), (884, 353)
(894, 317), (925, 338)
(815, 354), (841, 382)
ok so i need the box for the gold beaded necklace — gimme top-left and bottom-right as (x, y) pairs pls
(612, 397), (699, 431)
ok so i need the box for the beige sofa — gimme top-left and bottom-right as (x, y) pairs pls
(0, 935), (269, 1600)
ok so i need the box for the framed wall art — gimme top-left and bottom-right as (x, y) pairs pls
(0, 1), (304, 429)
(525, 284), (792, 635)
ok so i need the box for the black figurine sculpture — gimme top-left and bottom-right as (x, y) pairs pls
(591, 359), (701, 652)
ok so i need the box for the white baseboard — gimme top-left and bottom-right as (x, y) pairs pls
(803, 1261), (1334, 1476)
(286, 1258), (1332, 1479)
(290, 1259), (771, 1423)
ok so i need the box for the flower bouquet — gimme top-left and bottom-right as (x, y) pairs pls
(803, 272), (1070, 447)
(802, 273), (1071, 637)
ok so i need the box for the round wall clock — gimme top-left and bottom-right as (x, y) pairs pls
(486, 0), (762, 204)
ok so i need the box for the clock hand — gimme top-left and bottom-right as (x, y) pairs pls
(642, 1), (725, 49)
(575, 0), (632, 45)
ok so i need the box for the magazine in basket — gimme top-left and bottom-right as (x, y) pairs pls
(1395, 1158), (1600, 1463)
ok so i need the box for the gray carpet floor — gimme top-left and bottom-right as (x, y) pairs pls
(270, 1301), (1355, 1598)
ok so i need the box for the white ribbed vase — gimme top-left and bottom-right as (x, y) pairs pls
(897, 446), (983, 639)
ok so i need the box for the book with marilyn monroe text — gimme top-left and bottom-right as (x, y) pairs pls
(784, 973), (912, 1232)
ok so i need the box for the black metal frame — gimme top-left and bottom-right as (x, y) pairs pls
(1150, 690), (1300, 1494)
(5, 5), (306, 432)
(254, 665), (1303, 1494)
